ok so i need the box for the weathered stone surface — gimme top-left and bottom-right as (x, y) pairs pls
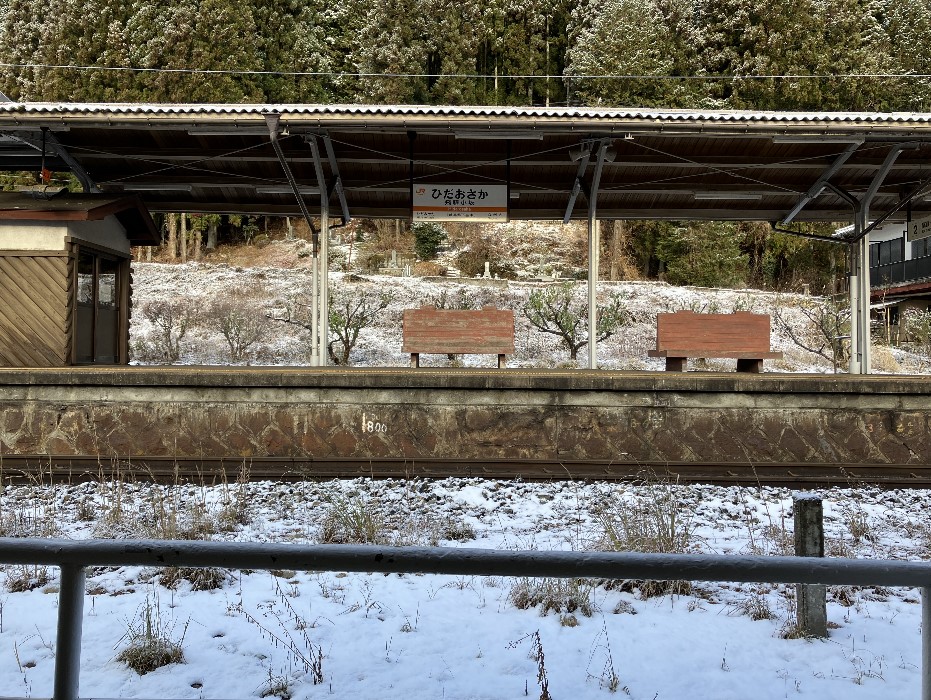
(0, 368), (930, 466)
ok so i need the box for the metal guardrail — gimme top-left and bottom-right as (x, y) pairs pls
(1, 538), (930, 700)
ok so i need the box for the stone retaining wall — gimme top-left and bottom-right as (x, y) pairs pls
(0, 367), (929, 465)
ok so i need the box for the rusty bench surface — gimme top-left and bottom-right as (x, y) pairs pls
(403, 305), (515, 368)
(648, 311), (782, 372)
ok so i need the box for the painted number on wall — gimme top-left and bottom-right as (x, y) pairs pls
(361, 412), (388, 434)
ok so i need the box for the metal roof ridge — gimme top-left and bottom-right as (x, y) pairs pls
(3, 102), (931, 123)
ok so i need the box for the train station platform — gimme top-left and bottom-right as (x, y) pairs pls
(1, 367), (929, 483)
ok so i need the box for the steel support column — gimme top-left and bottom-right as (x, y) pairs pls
(308, 136), (330, 367)
(924, 587), (931, 700)
(266, 113), (329, 366)
(587, 140), (610, 370)
(847, 144), (913, 374)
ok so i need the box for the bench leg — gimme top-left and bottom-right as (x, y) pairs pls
(498, 354), (506, 369)
(665, 357), (686, 372)
(736, 358), (763, 373)
(410, 353), (420, 369)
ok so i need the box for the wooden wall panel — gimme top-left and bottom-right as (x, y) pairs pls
(0, 254), (70, 366)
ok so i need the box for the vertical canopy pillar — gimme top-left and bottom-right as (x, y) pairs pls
(308, 135), (329, 367)
(265, 113), (329, 367)
(848, 143), (913, 374)
(587, 139), (611, 370)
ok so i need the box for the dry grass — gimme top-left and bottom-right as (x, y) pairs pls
(594, 475), (697, 555)
(115, 593), (187, 675)
(160, 567), (229, 591)
(508, 577), (595, 617)
(318, 494), (386, 545)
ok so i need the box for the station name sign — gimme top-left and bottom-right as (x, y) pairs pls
(412, 184), (508, 222)
(908, 214), (931, 242)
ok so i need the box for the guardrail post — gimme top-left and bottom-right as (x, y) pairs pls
(53, 564), (85, 700)
(923, 587), (931, 700)
(794, 493), (827, 637)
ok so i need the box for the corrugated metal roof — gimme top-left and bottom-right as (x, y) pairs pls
(2, 102), (931, 125)
(3, 102), (931, 221)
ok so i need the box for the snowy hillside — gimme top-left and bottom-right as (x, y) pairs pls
(128, 244), (930, 374)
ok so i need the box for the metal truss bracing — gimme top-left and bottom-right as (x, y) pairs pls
(1, 128), (99, 192)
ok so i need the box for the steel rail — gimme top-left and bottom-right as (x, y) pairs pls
(2, 455), (931, 488)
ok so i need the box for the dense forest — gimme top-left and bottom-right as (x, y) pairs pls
(1, 0), (929, 110)
(0, 0), (920, 291)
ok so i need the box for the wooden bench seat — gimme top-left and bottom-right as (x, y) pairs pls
(648, 311), (782, 372)
(402, 305), (515, 368)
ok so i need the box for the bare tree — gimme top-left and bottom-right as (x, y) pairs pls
(269, 286), (394, 366)
(206, 301), (268, 362)
(523, 282), (630, 361)
(774, 297), (849, 373)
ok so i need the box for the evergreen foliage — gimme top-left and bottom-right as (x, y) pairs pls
(0, 0), (927, 110)
(412, 221), (447, 261)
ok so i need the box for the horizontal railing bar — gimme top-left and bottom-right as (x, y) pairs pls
(2, 538), (931, 588)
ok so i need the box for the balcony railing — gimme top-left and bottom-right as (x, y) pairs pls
(871, 255), (931, 286)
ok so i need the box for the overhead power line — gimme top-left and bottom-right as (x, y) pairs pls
(2, 62), (931, 81)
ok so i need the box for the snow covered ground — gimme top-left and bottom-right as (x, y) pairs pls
(1, 476), (929, 699)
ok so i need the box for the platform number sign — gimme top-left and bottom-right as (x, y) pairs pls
(909, 214), (931, 242)
(412, 184), (508, 222)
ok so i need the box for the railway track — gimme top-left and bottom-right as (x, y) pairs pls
(1, 455), (930, 488)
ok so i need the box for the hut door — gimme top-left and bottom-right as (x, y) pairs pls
(75, 250), (121, 364)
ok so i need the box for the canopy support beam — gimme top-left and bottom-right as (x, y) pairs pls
(3, 129), (99, 193)
(781, 140), (863, 226)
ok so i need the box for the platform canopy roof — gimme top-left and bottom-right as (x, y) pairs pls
(2, 103), (931, 226)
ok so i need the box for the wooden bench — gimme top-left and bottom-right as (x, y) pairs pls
(648, 311), (783, 372)
(403, 305), (515, 368)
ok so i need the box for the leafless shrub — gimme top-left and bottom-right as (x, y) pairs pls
(773, 296), (849, 372)
(204, 299), (269, 362)
(136, 299), (197, 363)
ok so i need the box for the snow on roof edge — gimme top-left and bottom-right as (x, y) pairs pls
(2, 102), (931, 124)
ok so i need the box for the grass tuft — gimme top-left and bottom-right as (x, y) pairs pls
(509, 577), (595, 617)
(115, 592), (187, 675)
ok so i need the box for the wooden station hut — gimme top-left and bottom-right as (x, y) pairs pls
(0, 191), (158, 367)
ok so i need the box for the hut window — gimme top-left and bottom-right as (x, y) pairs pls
(75, 250), (120, 364)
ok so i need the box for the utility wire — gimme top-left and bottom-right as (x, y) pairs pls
(2, 61), (931, 81)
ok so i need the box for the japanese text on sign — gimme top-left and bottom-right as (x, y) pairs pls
(412, 183), (508, 222)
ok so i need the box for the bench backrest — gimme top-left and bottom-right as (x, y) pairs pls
(655, 311), (773, 352)
(403, 305), (515, 354)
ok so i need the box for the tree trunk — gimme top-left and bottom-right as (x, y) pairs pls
(167, 214), (177, 261)
(194, 224), (202, 261)
(180, 214), (187, 263)
(207, 220), (218, 250)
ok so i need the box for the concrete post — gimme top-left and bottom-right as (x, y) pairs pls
(794, 493), (827, 637)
